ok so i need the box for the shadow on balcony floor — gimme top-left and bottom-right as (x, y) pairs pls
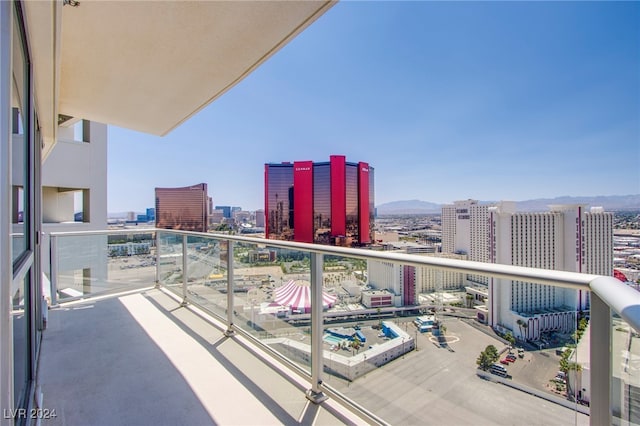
(37, 288), (364, 425)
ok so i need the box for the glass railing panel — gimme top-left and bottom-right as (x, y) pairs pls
(232, 242), (313, 375)
(149, 231), (602, 424)
(321, 261), (587, 425)
(321, 253), (389, 386)
(157, 232), (184, 294)
(53, 232), (156, 301)
(183, 235), (226, 318)
(612, 314), (640, 425)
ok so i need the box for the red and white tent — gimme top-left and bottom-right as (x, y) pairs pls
(274, 280), (337, 313)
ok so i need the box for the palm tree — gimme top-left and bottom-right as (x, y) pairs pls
(516, 319), (524, 339)
(465, 294), (474, 308)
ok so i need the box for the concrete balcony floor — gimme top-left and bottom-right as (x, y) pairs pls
(38, 288), (364, 425)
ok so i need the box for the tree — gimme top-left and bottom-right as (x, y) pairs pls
(476, 351), (493, 371)
(485, 344), (499, 362)
(516, 319), (524, 338)
(505, 331), (516, 348)
(567, 362), (582, 372)
(465, 294), (474, 308)
(559, 348), (573, 373)
(578, 317), (588, 332)
(351, 335), (361, 350)
(476, 345), (499, 370)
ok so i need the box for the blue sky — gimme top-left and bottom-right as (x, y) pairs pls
(108, 1), (640, 213)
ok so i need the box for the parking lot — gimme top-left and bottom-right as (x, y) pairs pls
(327, 317), (587, 425)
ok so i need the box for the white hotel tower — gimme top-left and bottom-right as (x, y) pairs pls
(488, 204), (613, 340)
(441, 199), (499, 285)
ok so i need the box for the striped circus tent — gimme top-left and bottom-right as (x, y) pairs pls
(274, 280), (337, 313)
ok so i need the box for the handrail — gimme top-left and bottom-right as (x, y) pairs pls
(52, 227), (599, 289)
(49, 227), (640, 322)
(50, 228), (156, 237)
(590, 276), (640, 332)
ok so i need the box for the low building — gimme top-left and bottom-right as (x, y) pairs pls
(248, 249), (277, 263)
(362, 289), (394, 308)
(414, 315), (436, 332)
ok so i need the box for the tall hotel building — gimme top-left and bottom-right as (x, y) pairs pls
(442, 200), (613, 339)
(264, 155), (374, 246)
(484, 204), (613, 340)
(155, 183), (209, 232)
(441, 199), (494, 285)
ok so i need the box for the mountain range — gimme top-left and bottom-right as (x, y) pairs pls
(376, 194), (640, 215)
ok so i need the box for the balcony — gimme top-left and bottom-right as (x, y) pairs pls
(39, 228), (640, 425)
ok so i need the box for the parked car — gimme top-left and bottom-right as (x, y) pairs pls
(500, 358), (510, 365)
(506, 354), (517, 362)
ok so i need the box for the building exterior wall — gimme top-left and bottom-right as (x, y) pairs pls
(330, 155), (346, 237)
(441, 204), (456, 254)
(293, 161), (314, 243)
(584, 208), (614, 276)
(368, 252), (468, 306)
(313, 163), (331, 244)
(357, 162), (371, 244)
(155, 183), (209, 232)
(415, 253), (468, 293)
(345, 161), (358, 242)
(362, 290), (394, 308)
(265, 163), (294, 240)
(36, 121), (109, 290)
(367, 260), (401, 301)
(255, 209), (265, 227)
(215, 206), (232, 218)
(469, 203), (491, 285)
(488, 204), (613, 340)
(402, 265), (416, 305)
(265, 156), (374, 246)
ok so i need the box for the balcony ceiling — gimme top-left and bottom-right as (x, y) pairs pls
(55, 0), (333, 136)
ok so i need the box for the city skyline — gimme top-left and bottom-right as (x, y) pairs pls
(108, 1), (639, 212)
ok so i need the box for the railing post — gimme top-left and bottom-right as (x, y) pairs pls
(306, 252), (327, 403)
(590, 292), (611, 426)
(181, 235), (188, 307)
(50, 234), (58, 306)
(154, 231), (160, 289)
(225, 240), (235, 336)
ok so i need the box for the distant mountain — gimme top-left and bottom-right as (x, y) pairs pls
(515, 195), (640, 212)
(376, 200), (442, 214)
(376, 195), (640, 215)
(108, 212), (131, 219)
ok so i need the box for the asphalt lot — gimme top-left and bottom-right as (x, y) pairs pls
(327, 317), (587, 426)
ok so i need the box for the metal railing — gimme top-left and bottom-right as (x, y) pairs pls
(48, 228), (640, 426)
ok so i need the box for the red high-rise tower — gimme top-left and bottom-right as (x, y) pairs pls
(265, 156), (374, 246)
